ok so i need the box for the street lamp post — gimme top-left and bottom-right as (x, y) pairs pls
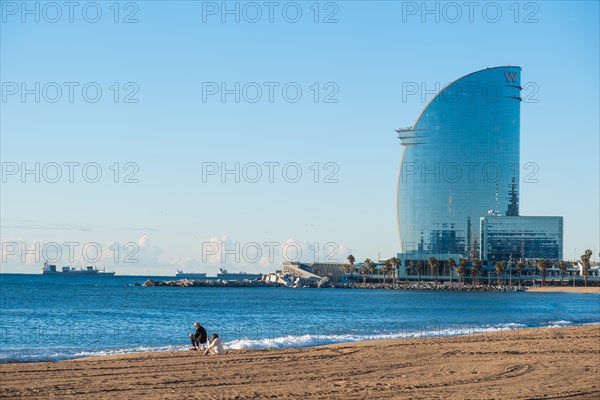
(509, 255), (513, 287)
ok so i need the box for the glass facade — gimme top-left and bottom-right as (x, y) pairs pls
(397, 66), (522, 259)
(480, 216), (563, 262)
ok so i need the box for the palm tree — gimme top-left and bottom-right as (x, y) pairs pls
(557, 261), (568, 286)
(413, 260), (424, 282)
(382, 259), (392, 284)
(366, 259), (375, 278)
(494, 261), (506, 286)
(345, 254), (356, 284)
(536, 259), (549, 286)
(361, 258), (374, 285)
(342, 263), (354, 283)
(389, 257), (401, 283)
(471, 259), (482, 285)
(359, 264), (369, 285)
(580, 249), (593, 287)
(347, 254), (355, 268)
(457, 258), (468, 284)
(428, 256), (439, 282)
(469, 265), (479, 285)
(447, 258), (457, 283)
(515, 261), (526, 287)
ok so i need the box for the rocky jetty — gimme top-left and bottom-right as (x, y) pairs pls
(336, 282), (527, 291)
(134, 279), (527, 291)
(137, 279), (275, 288)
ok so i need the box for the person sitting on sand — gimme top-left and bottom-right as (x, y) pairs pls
(189, 322), (208, 350)
(203, 333), (225, 356)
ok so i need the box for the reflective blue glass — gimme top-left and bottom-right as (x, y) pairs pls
(480, 216), (563, 262)
(397, 66), (522, 259)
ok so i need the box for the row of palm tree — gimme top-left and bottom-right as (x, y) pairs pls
(422, 254), (595, 287)
(424, 256), (479, 284)
(343, 255), (401, 285)
(343, 249), (595, 287)
(495, 257), (590, 287)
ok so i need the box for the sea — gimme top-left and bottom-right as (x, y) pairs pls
(1, 274), (599, 363)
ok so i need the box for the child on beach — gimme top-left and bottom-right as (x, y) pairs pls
(203, 333), (226, 356)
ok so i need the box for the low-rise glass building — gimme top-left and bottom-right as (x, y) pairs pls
(479, 215), (563, 262)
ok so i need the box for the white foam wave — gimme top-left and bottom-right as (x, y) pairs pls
(0, 345), (189, 363)
(224, 323), (528, 350)
(544, 320), (572, 328)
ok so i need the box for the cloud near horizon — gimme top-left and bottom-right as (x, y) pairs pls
(1, 234), (353, 276)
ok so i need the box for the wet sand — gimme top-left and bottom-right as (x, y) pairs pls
(1, 325), (599, 399)
(528, 287), (600, 293)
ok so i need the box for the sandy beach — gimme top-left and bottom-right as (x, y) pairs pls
(527, 287), (600, 293)
(1, 325), (598, 399)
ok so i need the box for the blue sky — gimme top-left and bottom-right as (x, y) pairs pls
(1, 1), (599, 275)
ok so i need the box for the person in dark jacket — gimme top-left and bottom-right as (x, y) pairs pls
(189, 322), (207, 350)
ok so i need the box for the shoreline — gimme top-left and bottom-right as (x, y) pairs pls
(527, 286), (600, 293)
(4, 322), (597, 364)
(1, 324), (599, 399)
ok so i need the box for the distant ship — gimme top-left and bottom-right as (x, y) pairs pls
(215, 268), (262, 281)
(175, 269), (207, 279)
(42, 261), (115, 276)
(175, 268), (261, 281)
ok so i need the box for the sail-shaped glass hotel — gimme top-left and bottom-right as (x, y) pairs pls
(397, 66), (522, 260)
(396, 65), (563, 267)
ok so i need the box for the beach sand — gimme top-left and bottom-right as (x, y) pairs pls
(527, 286), (600, 293)
(1, 325), (599, 399)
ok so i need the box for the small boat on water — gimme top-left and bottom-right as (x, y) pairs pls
(42, 261), (115, 276)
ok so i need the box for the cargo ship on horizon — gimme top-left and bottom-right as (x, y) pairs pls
(42, 261), (115, 276)
(175, 268), (261, 281)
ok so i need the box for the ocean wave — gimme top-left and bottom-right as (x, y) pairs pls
(224, 322), (528, 350)
(544, 320), (572, 328)
(0, 345), (188, 363)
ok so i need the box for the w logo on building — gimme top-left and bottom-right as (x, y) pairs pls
(504, 71), (518, 82)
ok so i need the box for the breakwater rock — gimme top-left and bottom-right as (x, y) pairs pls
(135, 279), (527, 291)
(336, 282), (527, 291)
(137, 279), (275, 288)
